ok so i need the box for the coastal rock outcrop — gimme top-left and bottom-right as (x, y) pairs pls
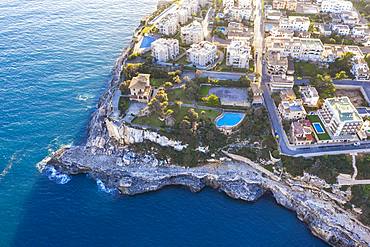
(38, 146), (370, 247)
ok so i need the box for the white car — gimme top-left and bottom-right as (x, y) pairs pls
(353, 142), (361, 147)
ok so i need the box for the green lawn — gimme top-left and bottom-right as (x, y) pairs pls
(167, 88), (191, 103)
(118, 97), (130, 115)
(172, 107), (220, 123)
(199, 85), (211, 97)
(132, 113), (163, 128)
(294, 61), (328, 78)
(306, 115), (331, 141)
(132, 106), (220, 128)
(151, 78), (168, 87)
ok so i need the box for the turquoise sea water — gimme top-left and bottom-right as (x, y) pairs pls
(0, 0), (327, 246)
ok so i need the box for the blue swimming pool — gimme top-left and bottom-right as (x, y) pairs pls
(140, 35), (156, 48)
(215, 112), (245, 128)
(217, 27), (226, 33)
(313, 122), (325, 134)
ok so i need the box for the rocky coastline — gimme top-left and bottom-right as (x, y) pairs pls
(37, 11), (370, 247)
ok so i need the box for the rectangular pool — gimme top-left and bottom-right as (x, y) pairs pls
(312, 122), (325, 134)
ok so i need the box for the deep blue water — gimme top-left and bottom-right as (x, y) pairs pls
(0, 0), (327, 246)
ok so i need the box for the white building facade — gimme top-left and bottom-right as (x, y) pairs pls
(226, 40), (251, 68)
(181, 21), (204, 45)
(187, 41), (218, 67)
(151, 38), (180, 62)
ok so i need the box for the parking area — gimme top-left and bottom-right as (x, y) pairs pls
(123, 102), (147, 123)
(208, 87), (249, 107)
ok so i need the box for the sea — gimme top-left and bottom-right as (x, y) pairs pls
(0, 0), (327, 246)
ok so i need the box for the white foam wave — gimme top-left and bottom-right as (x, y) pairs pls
(76, 93), (94, 101)
(44, 166), (71, 184)
(96, 179), (116, 194)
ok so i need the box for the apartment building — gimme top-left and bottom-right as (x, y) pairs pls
(181, 21), (204, 45)
(187, 41), (218, 67)
(227, 22), (250, 41)
(320, 0), (353, 13)
(238, 0), (252, 8)
(279, 16), (310, 32)
(278, 99), (307, 120)
(224, 6), (252, 21)
(226, 40), (251, 68)
(156, 13), (179, 36)
(266, 51), (288, 75)
(318, 97), (363, 137)
(340, 11), (359, 26)
(332, 24), (350, 36)
(151, 38), (180, 62)
(265, 37), (324, 62)
(351, 57), (370, 80)
(272, 0), (297, 11)
(178, 7), (191, 25)
(223, 0), (234, 8)
(351, 25), (368, 37)
(270, 74), (294, 91)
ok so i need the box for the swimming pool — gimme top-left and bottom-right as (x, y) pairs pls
(140, 35), (156, 48)
(312, 122), (325, 134)
(217, 27), (226, 33)
(215, 112), (245, 128)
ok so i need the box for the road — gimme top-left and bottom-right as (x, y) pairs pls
(148, 3), (178, 25)
(253, 0), (264, 85)
(182, 70), (254, 81)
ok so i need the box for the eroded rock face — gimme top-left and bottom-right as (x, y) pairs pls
(105, 120), (188, 151)
(38, 146), (370, 247)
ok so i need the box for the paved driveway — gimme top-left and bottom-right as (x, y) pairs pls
(123, 102), (147, 123)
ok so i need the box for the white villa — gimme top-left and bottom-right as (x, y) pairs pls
(318, 97), (364, 138)
(181, 21), (204, 45)
(128, 74), (152, 103)
(187, 41), (218, 67)
(226, 40), (251, 68)
(278, 99), (307, 120)
(299, 86), (320, 107)
(151, 38), (180, 62)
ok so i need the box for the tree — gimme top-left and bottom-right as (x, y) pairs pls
(335, 71), (349, 80)
(164, 109), (174, 117)
(311, 74), (336, 98)
(239, 76), (251, 87)
(175, 100), (183, 109)
(187, 108), (199, 123)
(124, 63), (142, 79)
(329, 52), (354, 77)
(172, 75), (182, 84)
(201, 94), (220, 106)
(164, 81), (173, 88)
(185, 79), (200, 100)
(148, 89), (169, 116)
